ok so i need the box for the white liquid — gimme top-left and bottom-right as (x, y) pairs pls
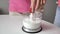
(23, 17), (41, 29)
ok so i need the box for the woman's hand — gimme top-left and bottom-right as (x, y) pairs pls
(30, 0), (46, 12)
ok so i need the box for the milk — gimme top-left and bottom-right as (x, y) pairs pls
(23, 17), (41, 29)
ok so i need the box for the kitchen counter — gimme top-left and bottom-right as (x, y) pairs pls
(0, 15), (60, 34)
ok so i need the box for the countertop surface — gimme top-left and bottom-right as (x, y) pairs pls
(0, 15), (60, 34)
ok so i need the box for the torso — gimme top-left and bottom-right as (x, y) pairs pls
(9, 0), (31, 13)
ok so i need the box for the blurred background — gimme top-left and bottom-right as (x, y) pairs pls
(0, 0), (57, 23)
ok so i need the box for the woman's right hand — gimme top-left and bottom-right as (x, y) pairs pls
(30, 0), (46, 13)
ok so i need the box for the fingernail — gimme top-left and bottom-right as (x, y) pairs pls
(29, 8), (32, 13)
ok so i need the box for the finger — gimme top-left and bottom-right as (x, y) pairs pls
(38, 0), (44, 12)
(39, 0), (44, 9)
(41, 0), (46, 10)
(41, 0), (43, 5)
(40, 0), (46, 6)
(30, 0), (36, 13)
(35, 0), (40, 10)
(43, 0), (46, 5)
